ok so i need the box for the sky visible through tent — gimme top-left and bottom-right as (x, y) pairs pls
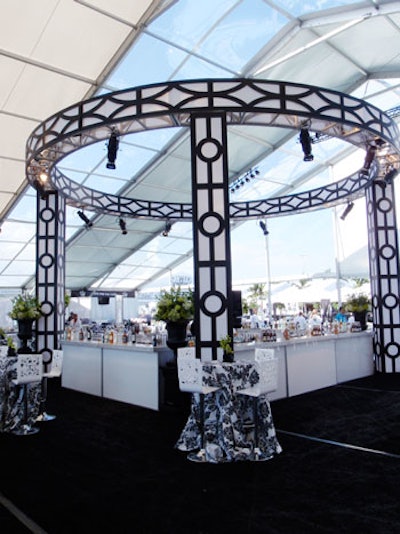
(88, 0), (398, 292)
(0, 0), (399, 299)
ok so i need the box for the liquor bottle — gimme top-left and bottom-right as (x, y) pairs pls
(122, 330), (128, 344)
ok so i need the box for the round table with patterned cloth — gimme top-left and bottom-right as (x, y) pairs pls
(176, 360), (282, 463)
(0, 355), (41, 433)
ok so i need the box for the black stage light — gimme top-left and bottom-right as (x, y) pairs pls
(77, 210), (93, 228)
(39, 169), (48, 183)
(162, 221), (172, 237)
(106, 131), (119, 169)
(299, 128), (314, 162)
(384, 168), (398, 183)
(340, 202), (354, 221)
(119, 217), (127, 235)
(360, 145), (377, 176)
(259, 220), (269, 236)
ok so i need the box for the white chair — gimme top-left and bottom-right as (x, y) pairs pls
(12, 354), (43, 436)
(36, 349), (64, 422)
(177, 347), (220, 462)
(237, 348), (279, 461)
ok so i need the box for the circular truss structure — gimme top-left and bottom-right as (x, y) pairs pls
(26, 78), (400, 221)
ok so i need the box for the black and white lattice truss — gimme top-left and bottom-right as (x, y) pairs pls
(26, 79), (400, 221)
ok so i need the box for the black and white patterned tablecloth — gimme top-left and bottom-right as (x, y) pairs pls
(176, 360), (282, 462)
(0, 356), (41, 433)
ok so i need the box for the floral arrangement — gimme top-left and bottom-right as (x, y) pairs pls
(154, 286), (194, 323)
(8, 293), (42, 320)
(345, 293), (370, 312)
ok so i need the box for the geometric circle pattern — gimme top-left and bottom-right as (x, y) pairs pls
(383, 293), (399, 309)
(201, 291), (226, 317)
(36, 192), (66, 359)
(192, 113), (231, 360)
(366, 180), (400, 373)
(40, 300), (54, 317)
(199, 212), (224, 237)
(40, 348), (52, 365)
(377, 197), (393, 213)
(385, 342), (400, 358)
(198, 139), (222, 162)
(38, 253), (55, 269)
(380, 245), (396, 261)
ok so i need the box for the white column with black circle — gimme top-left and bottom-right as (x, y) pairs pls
(191, 113), (233, 361)
(366, 179), (400, 373)
(36, 191), (66, 365)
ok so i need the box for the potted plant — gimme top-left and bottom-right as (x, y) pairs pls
(219, 334), (234, 363)
(154, 286), (194, 352)
(9, 293), (42, 321)
(345, 293), (370, 330)
(7, 336), (17, 357)
(154, 286), (194, 323)
(9, 293), (43, 352)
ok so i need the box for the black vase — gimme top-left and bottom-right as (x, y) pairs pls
(17, 318), (34, 353)
(166, 321), (189, 355)
(223, 352), (234, 363)
(163, 321), (189, 408)
(353, 311), (367, 331)
(7, 346), (17, 357)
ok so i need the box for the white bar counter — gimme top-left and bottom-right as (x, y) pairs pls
(235, 330), (374, 400)
(62, 330), (374, 410)
(62, 341), (174, 411)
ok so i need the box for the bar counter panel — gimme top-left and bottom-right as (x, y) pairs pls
(62, 342), (174, 411)
(62, 331), (374, 410)
(62, 344), (103, 396)
(103, 348), (159, 410)
(335, 334), (374, 382)
(235, 330), (374, 400)
(286, 339), (337, 397)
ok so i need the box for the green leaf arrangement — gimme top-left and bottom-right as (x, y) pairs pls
(154, 286), (194, 323)
(8, 294), (42, 320)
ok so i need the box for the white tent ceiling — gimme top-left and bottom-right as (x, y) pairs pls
(0, 0), (399, 295)
(0, 0), (164, 215)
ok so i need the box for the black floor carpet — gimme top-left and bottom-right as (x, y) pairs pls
(1, 373), (399, 534)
